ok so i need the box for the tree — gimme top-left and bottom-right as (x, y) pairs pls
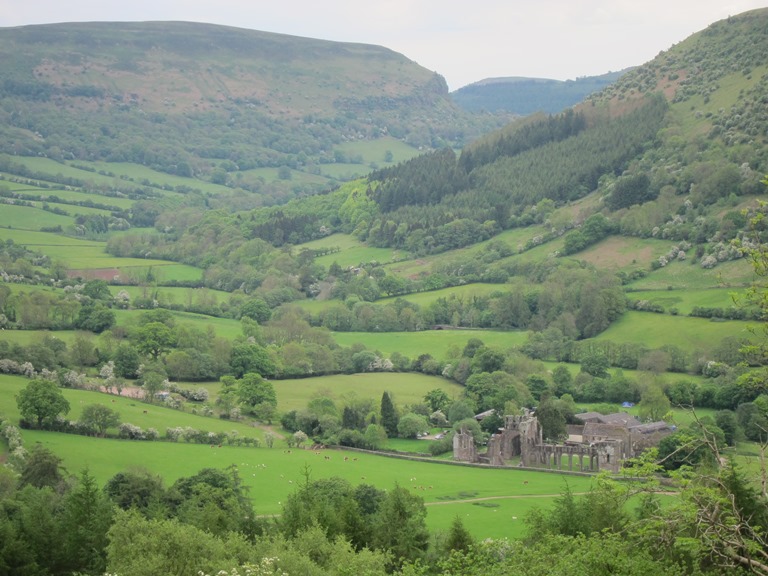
(133, 321), (175, 360)
(61, 469), (114, 574)
(79, 403), (121, 437)
(240, 298), (271, 323)
(140, 365), (167, 403)
(82, 279), (112, 301)
(16, 378), (70, 428)
(637, 384), (671, 422)
(19, 444), (66, 490)
(104, 469), (167, 515)
(75, 303), (116, 333)
(113, 343), (140, 379)
(364, 424), (388, 449)
(397, 412), (428, 439)
(424, 388), (450, 412)
(444, 515), (475, 554)
(380, 391), (399, 437)
(237, 372), (277, 421)
(536, 397), (567, 442)
(230, 342), (276, 378)
(581, 352), (610, 378)
(373, 484), (429, 567)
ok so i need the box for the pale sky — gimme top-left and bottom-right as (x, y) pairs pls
(1, 1), (766, 90)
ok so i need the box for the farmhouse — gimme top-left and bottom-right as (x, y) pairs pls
(453, 409), (674, 473)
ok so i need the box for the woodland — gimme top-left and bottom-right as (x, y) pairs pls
(1, 7), (768, 576)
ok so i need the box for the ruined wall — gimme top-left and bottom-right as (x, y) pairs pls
(453, 429), (478, 462)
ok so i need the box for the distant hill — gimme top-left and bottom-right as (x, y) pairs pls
(0, 21), (509, 196)
(451, 70), (630, 115)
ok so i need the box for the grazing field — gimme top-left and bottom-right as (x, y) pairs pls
(292, 283), (514, 315)
(0, 228), (102, 247)
(19, 428), (596, 539)
(0, 204), (74, 230)
(108, 285), (231, 306)
(0, 329), (79, 346)
(299, 233), (401, 268)
(334, 136), (422, 166)
(594, 311), (754, 353)
(576, 236), (671, 271)
(625, 287), (749, 315)
(0, 374), (266, 441)
(271, 372), (464, 413)
(112, 309), (243, 340)
(382, 226), (550, 278)
(378, 283), (512, 307)
(625, 258), (754, 290)
(330, 329), (528, 359)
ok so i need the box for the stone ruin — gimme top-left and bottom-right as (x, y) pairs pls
(453, 410), (671, 474)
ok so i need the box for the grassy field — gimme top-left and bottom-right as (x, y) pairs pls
(0, 374), (266, 441)
(625, 287), (749, 315)
(108, 285), (231, 306)
(626, 258), (755, 290)
(594, 311), (754, 353)
(112, 309), (243, 340)
(377, 283), (512, 307)
(271, 372), (464, 413)
(382, 226), (551, 279)
(330, 330), (528, 359)
(298, 233), (401, 268)
(292, 283), (514, 315)
(18, 428), (596, 539)
(576, 236), (673, 272)
(0, 204), (74, 230)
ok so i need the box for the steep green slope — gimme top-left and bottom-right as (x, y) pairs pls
(0, 21), (506, 196)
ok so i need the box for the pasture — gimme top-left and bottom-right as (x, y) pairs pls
(112, 309), (243, 340)
(0, 374), (266, 441)
(625, 258), (754, 290)
(330, 329), (528, 359)
(299, 233), (401, 268)
(107, 285), (231, 307)
(625, 287), (749, 315)
(594, 311), (754, 354)
(0, 204), (74, 230)
(271, 372), (464, 413)
(18, 428), (596, 540)
(576, 236), (671, 271)
(377, 283), (512, 307)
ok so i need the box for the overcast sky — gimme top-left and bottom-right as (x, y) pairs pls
(1, 1), (766, 90)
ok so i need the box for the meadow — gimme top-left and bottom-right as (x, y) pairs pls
(107, 285), (231, 307)
(0, 374), (266, 441)
(299, 233), (401, 268)
(594, 310), (754, 354)
(18, 428), (595, 540)
(625, 287), (748, 315)
(270, 372), (464, 413)
(330, 330), (528, 359)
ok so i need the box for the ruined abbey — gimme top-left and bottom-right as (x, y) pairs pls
(453, 410), (673, 473)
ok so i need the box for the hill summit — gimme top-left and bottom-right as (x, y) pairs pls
(0, 21), (504, 180)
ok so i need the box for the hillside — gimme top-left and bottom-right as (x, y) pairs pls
(3, 8), (768, 575)
(451, 69), (629, 115)
(0, 21), (509, 200)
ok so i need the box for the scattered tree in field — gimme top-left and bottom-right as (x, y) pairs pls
(79, 403), (121, 437)
(444, 515), (475, 554)
(19, 444), (66, 490)
(237, 372), (278, 422)
(16, 378), (70, 428)
(380, 391), (399, 437)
